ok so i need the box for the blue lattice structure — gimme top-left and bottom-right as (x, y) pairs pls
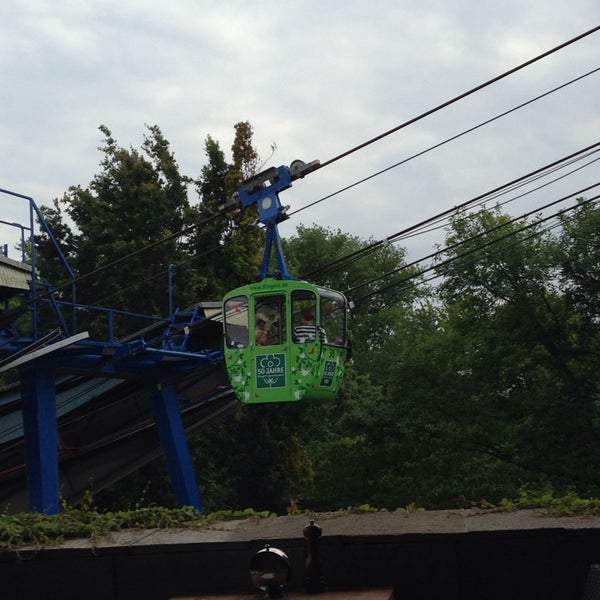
(0, 188), (234, 514)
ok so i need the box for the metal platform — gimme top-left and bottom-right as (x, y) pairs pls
(0, 187), (235, 514)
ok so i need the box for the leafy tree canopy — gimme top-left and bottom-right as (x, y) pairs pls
(32, 119), (600, 514)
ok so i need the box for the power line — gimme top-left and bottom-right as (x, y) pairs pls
(49, 210), (224, 295)
(340, 150), (600, 269)
(317, 25), (600, 169)
(350, 194), (599, 307)
(46, 59), (600, 300)
(50, 59), (600, 300)
(394, 152), (600, 243)
(301, 143), (600, 280)
(28, 30), (600, 314)
(67, 142), (600, 317)
(291, 65), (600, 219)
(345, 181), (600, 297)
(375, 212), (584, 304)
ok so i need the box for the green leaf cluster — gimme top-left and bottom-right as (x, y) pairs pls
(0, 505), (278, 553)
(34, 121), (264, 339)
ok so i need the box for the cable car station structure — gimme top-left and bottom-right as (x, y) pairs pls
(0, 163), (349, 516)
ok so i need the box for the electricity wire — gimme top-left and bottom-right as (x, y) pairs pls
(366, 211), (583, 304)
(44, 55), (600, 301)
(349, 194), (599, 307)
(89, 145), (600, 310)
(46, 57), (600, 301)
(317, 25), (600, 169)
(301, 143), (600, 280)
(291, 66), (600, 218)
(49, 210), (223, 295)
(24, 30), (600, 314)
(345, 181), (600, 297)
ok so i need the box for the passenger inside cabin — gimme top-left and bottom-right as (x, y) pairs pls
(255, 318), (268, 346)
(293, 307), (319, 343)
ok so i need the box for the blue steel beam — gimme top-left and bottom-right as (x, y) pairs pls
(148, 382), (202, 511)
(19, 359), (60, 514)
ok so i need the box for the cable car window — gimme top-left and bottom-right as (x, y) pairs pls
(320, 290), (346, 346)
(224, 295), (249, 348)
(292, 289), (319, 343)
(255, 295), (286, 346)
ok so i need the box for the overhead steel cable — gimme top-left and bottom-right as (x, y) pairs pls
(62, 55), (600, 304)
(384, 209), (572, 298)
(393, 150), (600, 243)
(98, 173), (600, 310)
(31, 29), (600, 311)
(366, 209), (588, 303)
(291, 65), (600, 219)
(328, 149), (600, 284)
(344, 181), (600, 297)
(47, 61), (600, 302)
(352, 197), (599, 308)
(349, 194), (600, 307)
(302, 151), (596, 281)
(316, 25), (600, 170)
(48, 210), (224, 295)
(301, 142), (600, 280)
(76, 144), (600, 312)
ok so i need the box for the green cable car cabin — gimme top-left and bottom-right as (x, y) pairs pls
(221, 161), (351, 404)
(223, 278), (350, 404)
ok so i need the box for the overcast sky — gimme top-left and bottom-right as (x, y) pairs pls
(1, 1), (599, 264)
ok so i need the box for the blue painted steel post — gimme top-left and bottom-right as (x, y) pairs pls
(148, 382), (203, 512)
(168, 264), (175, 319)
(19, 360), (60, 514)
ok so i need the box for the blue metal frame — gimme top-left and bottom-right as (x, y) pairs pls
(232, 162), (320, 281)
(235, 165), (294, 280)
(0, 188), (225, 514)
(148, 382), (202, 511)
(19, 359), (61, 514)
(0, 158), (322, 514)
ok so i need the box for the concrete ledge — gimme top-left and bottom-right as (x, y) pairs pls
(2, 510), (600, 599)
(169, 591), (392, 599)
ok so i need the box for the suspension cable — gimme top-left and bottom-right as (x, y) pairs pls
(318, 25), (600, 169)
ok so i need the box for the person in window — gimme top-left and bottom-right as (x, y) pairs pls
(293, 307), (316, 343)
(255, 318), (268, 346)
(293, 307), (327, 343)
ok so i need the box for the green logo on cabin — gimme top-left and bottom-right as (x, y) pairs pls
(256, 353), (286, 388)
(320, 360), (337, 386)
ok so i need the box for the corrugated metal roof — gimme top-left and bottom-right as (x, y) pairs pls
(0, 256), (32, 298)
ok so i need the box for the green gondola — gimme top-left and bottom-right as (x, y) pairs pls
(221, 161), (351, 404)
(223, 278), (349, 403)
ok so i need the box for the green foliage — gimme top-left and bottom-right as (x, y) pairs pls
(291, 203), (600, 511)
(34, 121), (266, 338)
(3, 492), (600, 554)
(27, 117), (600, 518)
(427, 203), (600, 500)
(187, 121), (265, 297)
(0, 505), (277, 553)
(187, 403), (316, 514)
(494, 489), (600, 517)
(35, 124), (195, 338)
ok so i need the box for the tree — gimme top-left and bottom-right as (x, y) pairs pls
(186, 121), (265, 298)
(301, 202), (600, 509)
(557, 199), (600, 318)
(36, 125), (194, 338)
(427, 204), (600, 499)
(279, 225), (433, 508)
